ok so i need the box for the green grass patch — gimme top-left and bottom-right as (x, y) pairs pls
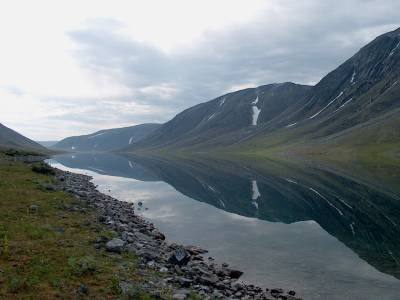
(0, 155), (154, 299)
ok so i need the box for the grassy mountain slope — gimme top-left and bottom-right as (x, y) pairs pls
(0, 123), (47, 152)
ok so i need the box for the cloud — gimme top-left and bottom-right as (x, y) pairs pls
(1, 0), (399, 140)
(66, 0), (400, 125)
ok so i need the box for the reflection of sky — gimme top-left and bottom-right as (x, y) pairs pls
(50, 161), (400, 300)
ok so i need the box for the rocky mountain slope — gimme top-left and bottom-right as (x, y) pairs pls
(127, 27), (400, 154)
(53, 123), (161, 152)
(128, 83), (311, 150)
(0, 123), (47, 151)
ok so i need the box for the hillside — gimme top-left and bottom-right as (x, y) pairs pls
(0, 123), (47, 151)
(126, 27), (400, 158)
(53, 123), (161, 152)
(128, 83), (311, 151)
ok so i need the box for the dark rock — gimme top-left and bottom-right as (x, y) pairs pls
(29, 204), (39, 213)
(169, 247), (191, 266)
(227, 268), (243, 279)
(288, 290), (296, 296)
(137, 248), (159, 262)
(76, 283), (89, 295)
(198, 274), (219, 286)
(185, 245), (208, 255)
(95, 236), (109, 244)
(178, 277), (193, 288)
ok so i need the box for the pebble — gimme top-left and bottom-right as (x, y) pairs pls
(52, 165), (302, 300)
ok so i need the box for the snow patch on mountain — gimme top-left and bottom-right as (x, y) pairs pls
(309, 187), (343, 216)
(389, 41), (400, 56)
(252, 180), (261, 200)
(88, 132), (105, 139)
(285, 122), (298, 128)
(350, 71), (356, 84)
(309, 91), (344, 119)
(219, 97), (226, 107)
(251, 106), (261, 125)
(207, 113), (216, 121)
(129, 136), (134, 144)
(332, 98), (353, 114)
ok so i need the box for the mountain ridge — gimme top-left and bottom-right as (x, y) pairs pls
(0, 123), (47, 151)
(53, 123), (161, 152)
(124, 27), (400, 156)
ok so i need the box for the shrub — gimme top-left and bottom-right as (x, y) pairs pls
(32, 163), (55, 175)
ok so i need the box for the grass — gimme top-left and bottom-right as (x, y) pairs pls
(0, 152), (154, 299)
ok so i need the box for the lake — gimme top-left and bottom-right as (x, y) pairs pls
(49, 153), (400, 299)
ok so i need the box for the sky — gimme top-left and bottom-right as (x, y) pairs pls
(0, 0), (399, 140)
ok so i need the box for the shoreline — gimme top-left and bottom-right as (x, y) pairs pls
(52, 162), (301, 300)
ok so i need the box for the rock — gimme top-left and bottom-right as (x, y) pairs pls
(198, 274), (219, 286)
(271, 288), (284, 294)
(29, 204), (39, 213)
(105, 238), (125, 253)
(76, 283), (89, 295)
(119, 281), (135, 296)
(185, 245), (208, 255)
(227, 268), (243, 279)
(150, 229), (165, 240)
(160, 267), (168, 273)
(169, 247), (191, 266)
(95, 236), (109, 244)
(178, 277), (193, 288)
(288, 290), (296, 296)
(172, 293), (186, 300)
(138, 201), (143, 206)
(42, 183), (57, 191)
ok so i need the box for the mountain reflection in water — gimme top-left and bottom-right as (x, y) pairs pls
(49, 152), (400, 300)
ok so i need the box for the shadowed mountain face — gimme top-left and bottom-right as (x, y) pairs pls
(0, 123), (47, 151)
(53, 123), (161, 152)
(128, 83), (311, 150)
(126, 27), (400, 152)
(51, 152), (400, 280)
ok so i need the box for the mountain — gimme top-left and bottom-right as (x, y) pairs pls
(37, 141), (58, 147)
(53, 123), (161, 152)
(127, 27), (400, 155)
(0, 123), (47, 151)
(128, 82), (311, 151)
(244, 27), (400, 151)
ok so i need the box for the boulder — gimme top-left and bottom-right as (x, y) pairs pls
(168, 247), (191, 266)
(105, 238), (125, 253)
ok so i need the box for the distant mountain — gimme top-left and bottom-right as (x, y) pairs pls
(127, 27), (400, 155)
(53, 123), (161, 152)
(128, 82), (311, 150)
(0, 123), (47, 151)
(37, 141), (58, 148)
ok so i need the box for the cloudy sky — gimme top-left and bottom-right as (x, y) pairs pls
(0, 0), (399, 140)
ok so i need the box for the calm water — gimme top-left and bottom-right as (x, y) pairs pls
(49, 153), (400, 300)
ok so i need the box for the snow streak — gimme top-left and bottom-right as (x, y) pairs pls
(309, 91), (344, 119)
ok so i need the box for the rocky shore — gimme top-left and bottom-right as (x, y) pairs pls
(51, 165), (301, 300)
